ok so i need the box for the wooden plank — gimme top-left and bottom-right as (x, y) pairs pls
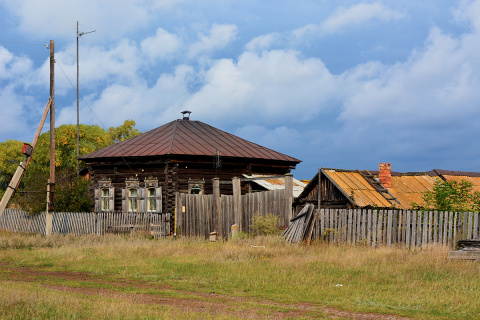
(387, 210), (392, 247)
(422, 211), (428, 246)
(416, 211), (422, 246)
(453, 212), (458, 247)
(411, 211), (417, 247)
(447, 212), (453, 246)
(372, 210), (377, 247)
(367, 210), (372, 246)
(377, 210), (383, 246)
(405, 210), (410, 247)
(468, 212), (473, 239)
(438, 211), (443, 245)
(474, 212), (479, 239)
(347, 209), (352, 244)
(362, 209), (367, 243)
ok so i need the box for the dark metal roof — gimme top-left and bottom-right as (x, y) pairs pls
(80, 119), (301, 163)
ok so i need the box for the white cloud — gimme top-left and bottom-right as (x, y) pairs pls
(321, 2), (404, 34)
(234, 125), (302, 156)
(245, 33), (281, 51)
(2, 0), (182, 40)
(140, 28), (181, 61)
(189, 24), (238, 57)
(185, 50), (339, 124)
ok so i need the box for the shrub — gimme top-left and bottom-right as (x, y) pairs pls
(251, 213), (281, 236)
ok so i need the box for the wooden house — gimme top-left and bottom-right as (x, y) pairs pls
(79, 112), (301, 216)
(294, 163), (441, 212)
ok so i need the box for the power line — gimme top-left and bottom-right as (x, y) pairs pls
(55, 61), (137, 174)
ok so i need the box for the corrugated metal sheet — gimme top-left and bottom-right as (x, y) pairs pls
(442, 175), (480, 192)
(80, 119), (301, 163)
(243, 174), (306, 198)
(324, 171), (392, 208)
(388, 175), (437, 209)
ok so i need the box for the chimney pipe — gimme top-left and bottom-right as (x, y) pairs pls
(181, 110), (191, 120)
(379, 163), (391, 189)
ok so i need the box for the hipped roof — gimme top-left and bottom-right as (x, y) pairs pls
(80, 119), (301, 163)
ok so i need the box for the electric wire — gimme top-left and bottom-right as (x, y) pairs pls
(55, 61), (137, 175)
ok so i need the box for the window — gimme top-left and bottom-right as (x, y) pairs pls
(128, 188), (138, 212)
(95, 180), (114, 212)
(147, 188), (156, 212)
(101, 189), (110, 211)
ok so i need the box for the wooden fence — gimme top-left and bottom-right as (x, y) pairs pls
(0, 209), (170, 238)
(313, 209), (479, 248)
(176, 189), (289, 238)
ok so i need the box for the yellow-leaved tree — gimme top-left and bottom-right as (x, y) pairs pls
(1, 120), (141, 212)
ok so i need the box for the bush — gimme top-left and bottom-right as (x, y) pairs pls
(251, 213), (282, 236)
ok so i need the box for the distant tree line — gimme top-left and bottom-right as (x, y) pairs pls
(0, 120), (140, 213)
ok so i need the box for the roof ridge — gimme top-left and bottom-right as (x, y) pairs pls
(167, 120), (179, 154)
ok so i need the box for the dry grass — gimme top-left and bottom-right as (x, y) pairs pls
(0, 230), (479, 319)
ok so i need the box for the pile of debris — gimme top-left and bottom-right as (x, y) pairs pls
(448, 239), (480, 261)
(281, 204), (315, 244)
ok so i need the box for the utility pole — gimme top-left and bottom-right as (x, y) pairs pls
(46, 40), (55, 235)
(76, 21), (95, 176)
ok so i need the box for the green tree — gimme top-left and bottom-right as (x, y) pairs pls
(28, 124), (111, 174)
(0, 140), (25, 190)
(1, 120), (141, 212)
(108, 119), (141, 144)
(412, 178), (480, 212)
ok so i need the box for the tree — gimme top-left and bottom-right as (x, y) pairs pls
(412, 178), (480, 212)
(0, 140), (25, 190)
(108, 119), (141, 144)
(1, 120), (141, 212)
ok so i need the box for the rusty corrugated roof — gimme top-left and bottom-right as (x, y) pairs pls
(436, 169), (480, 192)
(323, 170), (393, 208)
(388, 175), (437, 209)
(80, 119), (301, 163)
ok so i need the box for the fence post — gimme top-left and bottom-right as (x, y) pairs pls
(284, 173), (293, 223)
(232, 177), (242, 234)
(212, 178), (222, 238)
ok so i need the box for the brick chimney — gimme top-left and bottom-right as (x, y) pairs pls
(379, 163), (391, 189)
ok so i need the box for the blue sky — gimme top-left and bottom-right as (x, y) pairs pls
(1, 0), (480, 179)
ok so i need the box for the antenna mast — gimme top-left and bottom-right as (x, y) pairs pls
(76, 21), (96, 176)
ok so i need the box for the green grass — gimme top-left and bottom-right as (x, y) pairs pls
(0, 231), (479, 319)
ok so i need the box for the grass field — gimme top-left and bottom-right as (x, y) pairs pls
(0, 231), (479, 319)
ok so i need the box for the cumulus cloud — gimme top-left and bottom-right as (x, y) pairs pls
(140, 28), (181, 61)
(185, 50), (338, 124)
(245, 33), (281, 51)
(321, 2), (404, 34)
(2, 0), (182, 40)
(189, 24), (238, 57)
(3, 0), (480, 176)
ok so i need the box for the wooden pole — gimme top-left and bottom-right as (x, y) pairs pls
(48, 39), (55, 212)
(232, 177), (241, 233)
(76, 21), (80, 176)
(284, 173), (293, 222)
(212, 178), (221, 238)
(46, 40), (55, 235)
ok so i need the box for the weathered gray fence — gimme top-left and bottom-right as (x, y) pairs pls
(314, 209), (480, 248)
(177, 189), (289, 238)
(0, 209), (170, 238)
